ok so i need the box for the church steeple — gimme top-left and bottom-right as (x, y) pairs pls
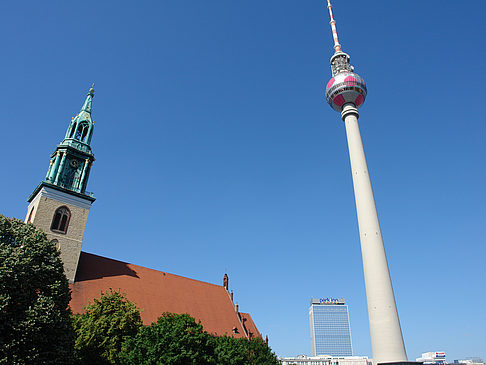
(26, 86), (98, 283)
(34, 86), (97, 198)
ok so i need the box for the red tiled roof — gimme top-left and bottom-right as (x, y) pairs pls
(239, 312), (260, 340)
(70, 252), (260, 339)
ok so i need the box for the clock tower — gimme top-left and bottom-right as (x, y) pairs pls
(26, 86), (96, 283)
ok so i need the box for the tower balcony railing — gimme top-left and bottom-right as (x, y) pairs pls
(59, 138), (92, 154)
(42, 179), (95, 198)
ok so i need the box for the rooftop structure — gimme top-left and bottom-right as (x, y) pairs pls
(416, 352), (446, 365)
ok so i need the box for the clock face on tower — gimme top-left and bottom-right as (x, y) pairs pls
(70, 159), (79, 168)
(58, 157), (83, 190)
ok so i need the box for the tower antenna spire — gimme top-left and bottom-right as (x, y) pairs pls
(326, 0), (342, 53)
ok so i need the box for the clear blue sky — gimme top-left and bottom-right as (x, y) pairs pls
(1, 0), (485, 361)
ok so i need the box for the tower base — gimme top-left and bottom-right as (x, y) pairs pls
(26, 184), (93, 283)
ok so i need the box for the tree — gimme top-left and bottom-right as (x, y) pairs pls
(213, 335), (247, 364)
(245, 337), (280, 365)
(121, 311), (280, 365)
(73, 289), (142, 364)
(214, 336), (280, 365)
(121, 312), (216, 365)
(0, 215), (75, 364)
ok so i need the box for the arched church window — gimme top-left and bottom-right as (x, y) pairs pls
(50, 206), (71, 234)
(75, 122), (89, 142)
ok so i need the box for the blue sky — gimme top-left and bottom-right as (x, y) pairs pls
(1, 0), (485, 360)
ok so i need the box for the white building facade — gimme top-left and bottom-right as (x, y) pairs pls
(279, 355), (371, 365)
(416, 352), (446, 365)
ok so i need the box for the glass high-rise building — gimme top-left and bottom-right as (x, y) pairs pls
(309, 298), (353, 356)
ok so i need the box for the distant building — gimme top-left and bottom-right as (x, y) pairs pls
(416, 352), (446, 364)
(309, 298), (353, 356)
(453, 358), (484, 365)
(279, 355), (370, 365)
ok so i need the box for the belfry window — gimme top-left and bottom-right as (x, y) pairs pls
(75, 122), (89, 142)
(50, 206), (71, 234)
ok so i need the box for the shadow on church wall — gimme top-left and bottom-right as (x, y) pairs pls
(74, 252), (139, 282)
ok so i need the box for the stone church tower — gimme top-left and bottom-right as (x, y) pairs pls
(25, 86), (96, 283)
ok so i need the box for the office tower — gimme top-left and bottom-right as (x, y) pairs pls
(309, 298), (353, 356)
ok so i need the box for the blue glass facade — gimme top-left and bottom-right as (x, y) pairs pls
(309, 298), (353, 356)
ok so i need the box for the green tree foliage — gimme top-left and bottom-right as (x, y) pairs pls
(73, 285), (280, 365)
(73, 289), (142, 364)
(120, 310), (280, 365)
(121, 312), (216, 365)
(245, 337), (280, 365)
(214, 336), (280, 365)
(0, 215), (75, 364)
(213, 335), (247, 364)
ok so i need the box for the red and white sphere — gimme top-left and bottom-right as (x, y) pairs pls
(325, 72), (367, 112)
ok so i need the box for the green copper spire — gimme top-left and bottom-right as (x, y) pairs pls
(28, 86), (97, 202)
(64, 85), (95, 145)
(80, 83), (95, 113)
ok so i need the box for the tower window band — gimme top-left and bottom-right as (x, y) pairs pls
(51, 206), (71, 234)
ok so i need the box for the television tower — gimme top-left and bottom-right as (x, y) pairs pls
(323, 1), (409, 364)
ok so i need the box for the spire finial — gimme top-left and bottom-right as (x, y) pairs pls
(89, 83), (95, 96)
(326, 0), (342, 53)
(223, 273), (229, 291)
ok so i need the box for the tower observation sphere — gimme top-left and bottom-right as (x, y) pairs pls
(325, 53), (367, 112)
(326, 70), (367, 111)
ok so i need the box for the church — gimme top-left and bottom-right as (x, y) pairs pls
(24, 86), (261, 340)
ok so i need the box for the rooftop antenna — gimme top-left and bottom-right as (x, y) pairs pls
(326, 0), (342, 53)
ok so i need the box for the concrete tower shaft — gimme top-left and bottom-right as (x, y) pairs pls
(323, 2), (410, 364)
(341, 105), (407, 365)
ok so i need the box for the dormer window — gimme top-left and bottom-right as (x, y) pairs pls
(50, 206), (71, 234)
